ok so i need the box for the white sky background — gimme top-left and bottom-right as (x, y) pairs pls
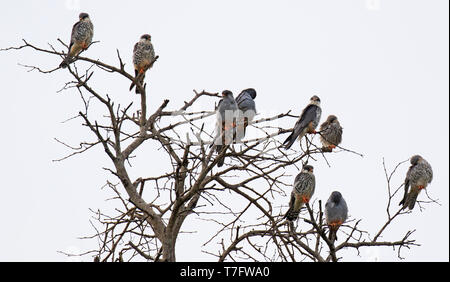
(0, 0), (448, 261)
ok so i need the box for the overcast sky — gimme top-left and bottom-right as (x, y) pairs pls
(0, 0), (448, 261)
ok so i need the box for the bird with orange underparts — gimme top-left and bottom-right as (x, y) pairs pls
(282, 95), (321, 150)
(211, 90), (238, 167)
(319, 115), (343, 152)
(284, 165), (316, 221)
(60, 13), (94, 69)
(399, 155), (433, 210)
(325, 191), (348, 242)
(129, 34), (155, 94)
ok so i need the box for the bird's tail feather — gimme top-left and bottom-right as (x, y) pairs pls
(328, 229), (338, 242)
(282, 132), (296, 149)
(59, 56), (73, 69)
(217, 155), (225, 167)
(403, 191), (419, 210)
(130, 70), (144, 93)
(216, 144), (225, 167)
(284, 207), (300, 221)
(399, 183), (409, 207)
(399, 195), (406, 207)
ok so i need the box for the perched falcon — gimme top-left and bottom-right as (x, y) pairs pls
(284, 165), (316, 221)
(59, 13), (94, 69)
(399, 155), (433, 210)
(325, 191), (348, 242)
(319, 115), (343, 152)
(235, 88), (257, 141)
(129, 34), (156, 94)
(211, 90), (238, 167)
(282, 95), (322, 150)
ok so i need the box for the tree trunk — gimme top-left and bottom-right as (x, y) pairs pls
(162, 233), (176, 262)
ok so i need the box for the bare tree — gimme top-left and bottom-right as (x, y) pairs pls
(1, 39), (439, 262)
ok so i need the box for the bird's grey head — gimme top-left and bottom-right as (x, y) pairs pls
(244, 88), (257, 99)
(410, 155), (422, 165)
(326, 115), (338, 123)
(303, 165), (314, 173)
(79, 13), (90, 20)
(329, 191), (343, 203)
(222, 90), (233, 97)
(140, 34), (152, 41)
(310, 95), (321, 106)
(311, 95), (320, 102)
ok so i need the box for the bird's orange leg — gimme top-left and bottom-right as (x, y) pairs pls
(301, 196), (310, 203)
(329, 220), (343, 228)
(307, 128), (317, 134)
(224, 122), (237, 131)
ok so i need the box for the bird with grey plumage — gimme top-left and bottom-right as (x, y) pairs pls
(325, 191), (348, 242)
(319, 115), (343, 152)
(234, 88), (257, 142)
(59, 13), (94, 69)
(129, 34), (156, 94)
(210, 90), (239, 167)
(284, 165), (316, 221)
(399, 155), (433, 210)
(282, 95), (322, 150)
